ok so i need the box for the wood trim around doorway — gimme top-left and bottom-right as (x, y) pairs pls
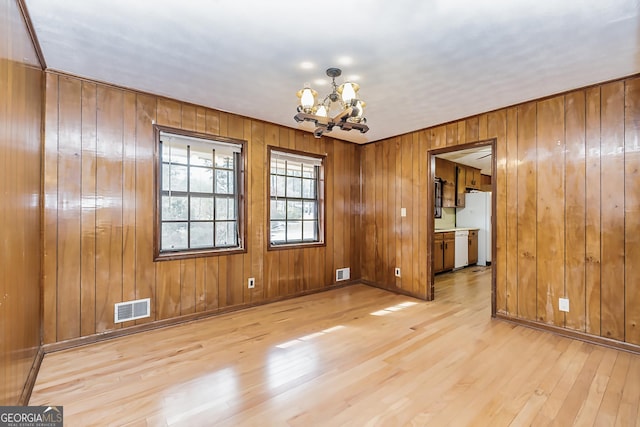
(426, 139), (497, 315)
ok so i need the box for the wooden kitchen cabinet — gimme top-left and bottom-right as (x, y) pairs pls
(465, 166), (481, 190)
(434, 232), (455, 273)
(456, 166), (465, 207)
(435, 157), (456, 207)
(434, 233), (444, 273)
(468, 229), (478, 265)
(443, 232), (455, 271)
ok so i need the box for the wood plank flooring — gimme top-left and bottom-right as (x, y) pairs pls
(30, 267), (640, 426)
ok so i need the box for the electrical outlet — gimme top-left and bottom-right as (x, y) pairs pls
(248, 277), (255, 289)
(559, 297), (569, 312)
(395, 268), (401, 277)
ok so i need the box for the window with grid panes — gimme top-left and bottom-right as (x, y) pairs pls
(269, 148), (324, 246)
(157, 128), (244, 258)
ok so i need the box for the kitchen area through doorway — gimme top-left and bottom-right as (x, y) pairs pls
(432, 143), (495, 299)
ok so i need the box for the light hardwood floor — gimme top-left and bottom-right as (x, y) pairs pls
(30, 267), (640, 426)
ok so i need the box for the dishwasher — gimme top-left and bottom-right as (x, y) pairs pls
(454, 230), (469, 269)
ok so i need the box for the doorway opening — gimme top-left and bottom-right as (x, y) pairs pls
(427, 140), (497, 316)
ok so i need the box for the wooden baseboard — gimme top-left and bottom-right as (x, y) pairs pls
(43, 280), (358, 354)
(495, 313), (640, 355)
(359, 279), (428, 300)
(18, 346), (44, 405)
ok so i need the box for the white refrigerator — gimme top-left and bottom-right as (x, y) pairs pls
(456, 191), (492, 266)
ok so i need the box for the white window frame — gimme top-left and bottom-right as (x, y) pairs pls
(154, 126), (246, 260)
(268, 147), (325, 249)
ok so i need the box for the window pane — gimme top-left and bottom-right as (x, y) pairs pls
(191, 167), (214, 193)
(302, 179), (315, 199)
(162, 164), (188, 192)
(286, 176), (301, 198)
(302, 164), (316, 178)
(271, 157), (286, 175)
(271, 175), (285, 197)
(215, 221), (237, 246)
(303, 221), (317, 240)
(162, 222), (188, 251)
(190, 196), (213, 220)
(190, 146), (213, 166)
(190, 222), (214, 248)
(215, 153), (234, 169)
(286, 221), (302, 241)
(215, 170), (234, 194)
(287, 200), (302, 220)
(303, 201), (317, 219)
(163, 144), (188, 165)
(270, 221), (286, 242)
(162, 195), (188, 220)
(271, 199), (286, 220)
(286, 161), (302, 177)
(215, 197), (236, 220)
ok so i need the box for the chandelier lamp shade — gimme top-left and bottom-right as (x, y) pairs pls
(294, 68), (369, 138)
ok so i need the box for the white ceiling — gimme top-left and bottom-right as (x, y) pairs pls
(24, 0), (640, 144)
(437, 146), (493, 175)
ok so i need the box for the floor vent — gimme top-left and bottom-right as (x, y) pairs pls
(114, 298), (150, 323)
(336, 267), (350, 282)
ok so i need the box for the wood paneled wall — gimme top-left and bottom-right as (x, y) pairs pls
(42, 72), (361, 344)
(361, 76), (640, 346)
(0, 0), (43, 405)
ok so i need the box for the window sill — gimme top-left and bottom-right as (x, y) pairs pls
(267, 241), (326, 251)
(155, 246), (246, 261)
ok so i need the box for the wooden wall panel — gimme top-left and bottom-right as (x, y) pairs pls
(42, 74), (58, 344)
(43, 72), (362, 344)
(535, 96), (565, 326)
(122, 91), (137, 329)
(600, 82), (625, 341)
(360, 75), (640, 349)
(80, 81), (97, 336)
(95, 85), (125, 333)
(134, 94), (157, 325)
(505, 107), (519, 315)
(0, 0), (43, 404)
(564, 92), (586, 331)
(489, 110), (507, 314)
(517, 103), (538, 320)
(625, 78), (640, 345)
(56, 76), (83, 340)
(584, 87), (602, 336)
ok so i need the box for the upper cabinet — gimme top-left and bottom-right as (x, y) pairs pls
(435, 157), (456, 208)
(465, 166), (481, 190)
(435, 158), (484, 208)
(456, 165), (466, 207)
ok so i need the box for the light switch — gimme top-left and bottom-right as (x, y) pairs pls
(401, 208), (407, 217)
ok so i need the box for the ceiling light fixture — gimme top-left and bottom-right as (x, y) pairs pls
(294, 68), (369, 138)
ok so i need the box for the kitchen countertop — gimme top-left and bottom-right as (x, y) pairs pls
(434, 227), (479, 233)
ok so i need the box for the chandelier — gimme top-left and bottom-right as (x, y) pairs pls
(294, 68), (369, 138)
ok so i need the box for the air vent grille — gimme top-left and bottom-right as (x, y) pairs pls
(114, 298), (150, 323)
(336, 268), (350, 282)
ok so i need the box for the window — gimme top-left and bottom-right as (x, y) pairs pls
(156, 127), (245, 259)
(268, 148), (325, 247)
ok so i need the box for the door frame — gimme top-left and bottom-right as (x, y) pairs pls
(426, 139), (497, 317)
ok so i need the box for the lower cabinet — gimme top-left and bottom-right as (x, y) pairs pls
(468, 230), (478, 265)
(434, 232), (456, 273)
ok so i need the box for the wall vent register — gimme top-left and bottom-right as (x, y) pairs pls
(114, 298), (151, 323)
